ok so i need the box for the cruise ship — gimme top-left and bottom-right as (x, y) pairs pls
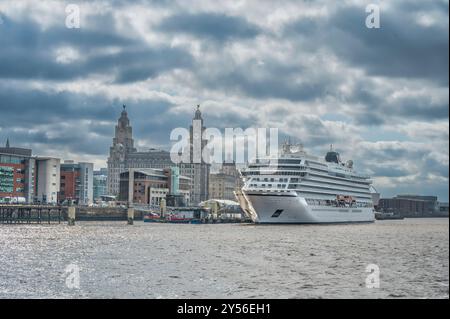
(235, 142), (375, 224)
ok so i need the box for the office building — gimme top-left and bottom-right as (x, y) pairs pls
(209, 161), (242, 201)
(93, 168), (108, 201)
(379, 195), (445, 217)
(35, 157), (60, 204)
(59, 161), (94, 205)
(0, 139), (35, 203)
(118, 168), (190, 206)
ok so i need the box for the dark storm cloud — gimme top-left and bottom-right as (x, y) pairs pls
(359, 143), (429, 162)
(331, 6), (448, 85)
(388, 95), (449, 120)
(0, 85), (120, 156)
(208, 72), (328, 101)
(352, 112), (386, 126)
(370, 165), (411, 178)
(179, 1), (448, 105)
(424, 157), (450, 178)
(0, 87), (116, 126)
(0, 85), (189, 155)
(124, 100), (187, 144)
(157, 12), (261, 41)
(3, 127), (111, 156)
(284, 115), (339, 147)
(286, 1), (449, 84)
(197, 58), (335, 102)
(343, 82), (449, 125)
(0, 16), (193, 83)
(205, 111), (257, 129)
(84, 46), (193, 84)
(353, 142), (448, 195)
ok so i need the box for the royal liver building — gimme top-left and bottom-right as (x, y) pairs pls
(107, 105), (210, 205)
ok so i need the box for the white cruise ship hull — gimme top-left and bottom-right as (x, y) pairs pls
(243, 191), (375, 224)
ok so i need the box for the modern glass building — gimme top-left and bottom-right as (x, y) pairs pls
(0, 140), (61, 204)
(0, 141), (35, 203)
(93, 168), (108, 202)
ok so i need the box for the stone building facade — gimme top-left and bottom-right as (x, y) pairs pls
(107, 105), (210, 205)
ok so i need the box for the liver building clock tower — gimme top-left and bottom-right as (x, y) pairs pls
(107, 105), (136, 196)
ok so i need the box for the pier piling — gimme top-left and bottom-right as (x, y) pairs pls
(127, 207), (134, 225)
(68, 206), (76, 226)
(1, 205), (66, 224)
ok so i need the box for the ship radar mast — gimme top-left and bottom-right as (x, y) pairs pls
(280, 137), (306, 155)
(325, 144), (341, 163)
(281, 138), (291, 154)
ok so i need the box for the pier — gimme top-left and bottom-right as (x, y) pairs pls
(0, 205), (64, 224)
(0, 205), (247, 224)
(0, 205), (146, 224)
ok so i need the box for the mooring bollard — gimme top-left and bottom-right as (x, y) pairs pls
(127, 207), (134, 225)
(68, 206), (76, 226)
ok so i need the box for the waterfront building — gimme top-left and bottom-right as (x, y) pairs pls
(107, 105), (210, 205)
(0, 140), (35, 203)
(221, 161), (240, 178)
(0, 140), (63, 204)
(209, 160), (242, 201)
(182, 105), (210, 204)
(107, 105), (138, 196)
(437, 202), (449, 215)
(199, 199), (244, 220)
(378, 195), (446, 217)
(93, 168), (108, 201)
(107, 105), (172, 196)
(209, 173), (236, 201)
(35, 157), (60, 204)
(59, 161), (94, 205)
(118, 168), (190, 206)
(222, 160), (244, 191)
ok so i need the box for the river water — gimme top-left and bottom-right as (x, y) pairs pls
(0, 218), (448, 299)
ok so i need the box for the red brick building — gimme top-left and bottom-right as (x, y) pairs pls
(59, 169), (80, 204)
(119, 168), (190, 206)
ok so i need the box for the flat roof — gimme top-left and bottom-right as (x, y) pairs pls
(0, 148), (32, 157)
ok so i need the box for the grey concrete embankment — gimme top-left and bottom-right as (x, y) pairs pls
(70, 207), (145, 221)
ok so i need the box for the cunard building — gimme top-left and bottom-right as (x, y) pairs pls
(107, 105), (210, 205)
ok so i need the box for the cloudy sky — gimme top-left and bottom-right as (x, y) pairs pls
(0, 0), (448, 200)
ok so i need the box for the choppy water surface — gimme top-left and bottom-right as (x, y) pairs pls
(0, 218), (448, 299)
